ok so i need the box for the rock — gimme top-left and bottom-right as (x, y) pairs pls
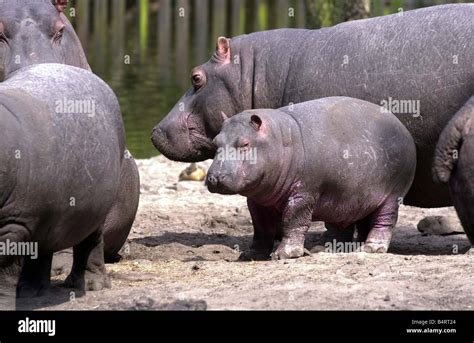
(417, 216), (465, 236)
(51, 249), (73, 276)
(179, 163), (206, 181)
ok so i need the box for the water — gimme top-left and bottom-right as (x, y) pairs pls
(68, 0), (469, 159)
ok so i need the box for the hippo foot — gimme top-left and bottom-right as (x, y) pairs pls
(16, 283), (49, 298)
(271, 240), (306, 260)
(104, 253), (122, 264)
(64, 270), (111, 291)
(239, 248), (271, 261)
(363, 242), (389, 253)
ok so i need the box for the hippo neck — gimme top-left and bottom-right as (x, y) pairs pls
(234, 29), (313, 110)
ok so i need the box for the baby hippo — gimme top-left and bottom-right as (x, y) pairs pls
(207, 97), (416, 260)
(433, 96), (474, 253)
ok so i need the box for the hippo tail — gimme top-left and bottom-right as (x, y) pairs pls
(433, 97), (474, 184)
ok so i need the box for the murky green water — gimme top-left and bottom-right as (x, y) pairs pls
(72, 0), (469, 159)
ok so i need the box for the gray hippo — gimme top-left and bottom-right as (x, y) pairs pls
(0, 63), (127, 310)
(152, 4), (473, 240)
(0, 0), (140, 262)
(206, 97), (417, 259)
(433, 97), (474, 253)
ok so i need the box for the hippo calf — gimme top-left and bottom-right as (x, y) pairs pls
(207, 97), (416, 259)
(0, 64), (127, 309)
(433, 97), (474, 253)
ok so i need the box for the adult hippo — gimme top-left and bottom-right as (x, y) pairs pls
(207, 97), (417, 259)
(0, 64), (125, 310)
(152, 4), (473, 232)
(0, 0), (140, 262)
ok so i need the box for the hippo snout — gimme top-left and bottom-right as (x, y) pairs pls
(206, 173), (225, 187)
(206, 172), (232, 194)
(151, 125), (166, 142)
(206, 174), (218, 187)
(151, 126), (168, 151)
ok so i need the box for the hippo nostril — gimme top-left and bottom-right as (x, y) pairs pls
(207, 175), (218, 186)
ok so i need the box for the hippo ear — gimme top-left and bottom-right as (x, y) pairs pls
(215, 37), (231, 64)
(221, 111), (229, 123)
(52, 0), (68, 13)
(250, 115), (262, 131)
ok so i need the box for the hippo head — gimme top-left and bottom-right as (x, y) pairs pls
(207, 111), (277, 196)
(152, 37), (245, 162)
(0, 0), (89, 81)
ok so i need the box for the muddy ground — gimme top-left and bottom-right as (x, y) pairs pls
(22, 156), (474, 310)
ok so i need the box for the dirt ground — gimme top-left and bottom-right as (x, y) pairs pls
(22, 156), (474, 310)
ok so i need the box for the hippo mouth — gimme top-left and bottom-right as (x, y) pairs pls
(186, 114), (217, 160)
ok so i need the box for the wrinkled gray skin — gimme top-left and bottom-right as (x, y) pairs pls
(0, 64), (125, 310)
(0, 0), (139, 262)
(207, 97), (417, 259)
(433, 97), (474, 253)
(153, 4), (473, 210)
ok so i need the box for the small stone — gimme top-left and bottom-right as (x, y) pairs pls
(417, 216), (464, 236)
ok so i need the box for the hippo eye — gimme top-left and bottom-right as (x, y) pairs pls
(238, 140), (250, 150)
(0, 23), (7, 43)
(192, 74), (202, 84)
(53, 27), (64, 43)
(0, 32), (7, 44)
(191, 72), (206, 89)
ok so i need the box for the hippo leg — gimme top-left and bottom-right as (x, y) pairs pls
(0, 223), (31, 309)
(241, 199), (279, 261)
(363, 198), (399, 253)
(64, 227), (111, 291)
(355, 216), (372, 243)
(271, 193), (315, 260)
(17, 254), (53, 298)
(103, 156), (140, 263)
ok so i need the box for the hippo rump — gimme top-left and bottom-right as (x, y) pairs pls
(0, 0), (140, 262)
(433, 97), (474, 253)
(207, 97), (417, 259)
(152, 4), (473, 214)
(0, 64), (126, 309)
